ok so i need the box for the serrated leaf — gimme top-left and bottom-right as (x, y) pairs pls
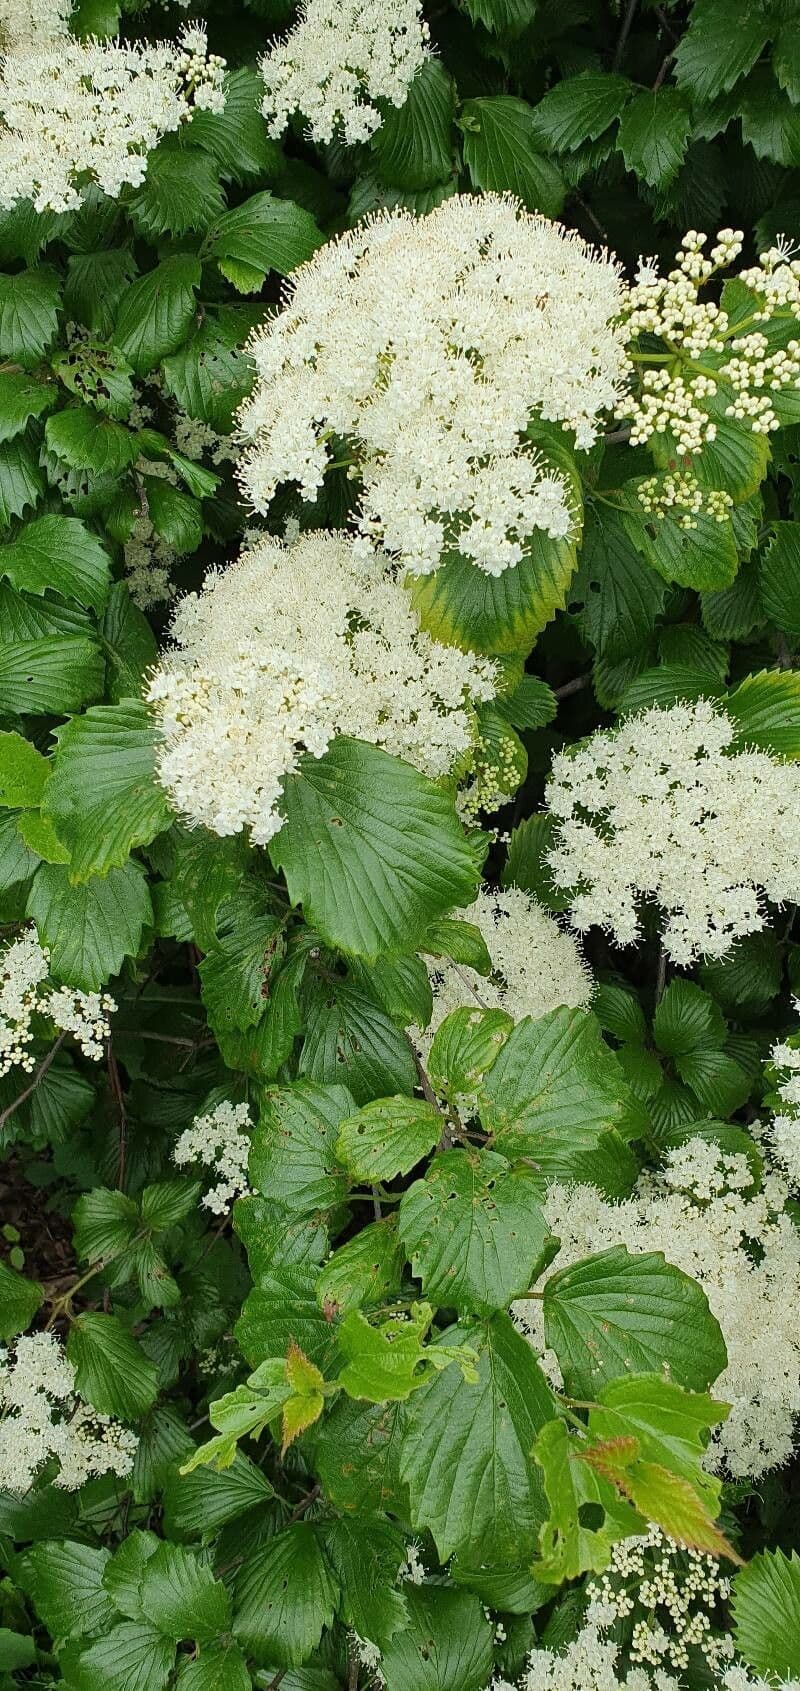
(232, 1524), (338, 1669)
(0, 435), (45, 529)
(570, 505), (667, 664)
(0, 731), (48, 809)
(42, 701), (171, 880)
(461, 96), (565, 216)
(0, 634), (101, 717)
(412, 523), (580, 656)
(72, 1187), (140, 1264)
(399, 1314), (554, 1563)
(321, 1514), (407, 1647)
(20, 1541), (115, 1641)
(542, 1245), (728, 1396)
(502, 813), (571, 912)
(533, 1416), (642, 1582)
(480, 1009), (643, 1196)
(0, 370), (56, 443)
(379, 1585), (493, 1691)
(0, 1258), (43, 1340)
(64, 248), (138, 338)
(759, 521), (800, 634)
(300, 981), (417, 1104)
(162, 1450), (273, 1540)
(399, 1147), (554, 1313)
(73, 1621), (175, 1691)
(726, 668), (800, 758)
(374, 60), (455, 190)
(138, 1543), (231, 1644)
(127, 147), (225, 240)
(144, 480), (203, 555)
(530, 72), (632, 152)
(652, 979), (727, 1058)
(161, 306), (260, 432)
(199, 906), (283, 1034)
(338, 1302), (460, 1402)
(494, 674), (557, 731)
(587, 1373), (726, 1515)
(0, 267), (60, 365)
(249, 1080), (353, 1215)
(427, 1005), (514, 1100)
(114, 255), (201, 376)
(27, 859), (151, 990)
(673, 0), (770, 102)
(205, 192), (322, 292)
(0, 515), (111, 612)
(316, 1216), (405, 1315)
(45, 408), (139, 478)
(187, 67), (282, 183)
(734, 1550), (800, 1679)
(101, 583), (159, 704)
(335, 1094), (441, 1181)
(269, 737), (484, 961)
(617, 89), (691, 188)
(68, 1313), (158, 1418)
(175, 1645), (251, 1691)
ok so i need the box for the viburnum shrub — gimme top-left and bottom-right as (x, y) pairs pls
(4, 0), (800, 1686)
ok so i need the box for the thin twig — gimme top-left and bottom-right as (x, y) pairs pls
(612, 0), (638, 70)
(0, 1032), (67, 1133)
(107, 1039), (128, 1190)
(654, 945), (667, 1006)
(371, 1186), (382, 1221)
(554, 673), (591, 701)
(652, 51), (675, 91)
(571, 189), (608, 245)
(653, 5), (680, 44)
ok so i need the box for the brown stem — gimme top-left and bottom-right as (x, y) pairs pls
(0, 1032), (67, 1133)
(654, 944), (667, 1005)
(554, 673), (591, 701)
(107, 1040), (127, 1190)
(652, 51), (675, 91)
(612, 0), (638, 70)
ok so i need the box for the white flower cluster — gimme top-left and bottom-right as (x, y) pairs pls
(147, 530), (496, 844)
(0, 24), (225, 213)
(0, 1332), (137, 1495)
(415, 886), (594, 1061)
(238, 195), (630, 576)
(124, 512), (177, 611)
(0, 0), (71, 49)
(0, 928), (114, 1076)
(765, 1017), (800, 1187)
(490, 1601), (793, 1691)
(173, 412), (238, 469)
(260, 0), (430, 145)
(545, 698), (800, 965)
(515, 1137), (800, 1478)
(636, 473), (732, 530)
(623, 230), (800, 449)
(173, 1098), (253, 1214)
(585, 1526), (732, 1678)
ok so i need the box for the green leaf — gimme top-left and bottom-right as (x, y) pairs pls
(114, 256), (201, 376)
(316, 1216), (405, 1315)
(652, 979), (726, 1058)
(0, 731), (48, 809)
(45, 408), (139, 478)
(337, 1302), (451, 1402)
(162, 1450), (273, 1539)
(101, 583), (159, 704)
(322, 1513), (407, 1646)
(138, 1544), (231, 1644)
(533, 1416), (642, 1582)
(74, 1621), (175, 1691)
(587, 1373), (726, 1516)
(542, 1245), (728, 1396)
(427, 1006), (514, 1100)
(232, 1524), (338, 1669)
(187, 67), (282, 183)
(502, 813), (570, 912)
(374, 60), (455, 190)
(412, 523), (580, 657)
(480, 1009), (643, 1196)
(73, 1187), (139, 1263)
(199, 906), (283, 1034)
(399, 1148), (554, 1313)
(570, 505), (667, 664)
(20, 1541), (116, 1641)
(43, 701), (171, 880)
(673, 0), (770, 101)
(759, 522), (800, 635)
(0, 515), (111, 612)
(144, 480), (203, 555)
(27, 859), (151, 991)
(175, 1645), (251, 1691)
(0, 635), (101, 716)
(67, 1313), (159, 1418)
(205, 193), (322, 292)
(725, 668), (800, 758)
(379, 1585), (493, 1691)
(0, 436), (45, 528)
(0, 267), (60, 366)
(0, 1629), (36, 1670)
(102, 1532), (160, 1621)
(249, 1081), (353, 1216)
(774, 25), (800, 102)
(64, 248), (138, 338)
(399, 1314), (554, 1563)
(127, 147), (225, 239)
(0, 370), (56, 442)
(162, 306), (260, 432)
(461, 97), (565, 216)
(734, 1550), (800, 1679)
(530, 73), (632, 152)
(269, 737), (484, 961)
(494, 674), (557, 731)
(53, 339), (134, 419)
(616, 89), (691, 188)
(335, 1094), (441, 1181)
(624, 497), (739, 592)
(350, 949), (433, 1028)
(300, 982), (417, 1103)
(0, 1258), (42, 1340)
(313, 1394), (408, 1516)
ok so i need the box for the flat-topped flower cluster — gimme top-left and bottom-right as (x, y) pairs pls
(0, 927), (114, 1078)
(260, 0), (430, 145)
(238, 194), (629, 576)
(148, 530), (496, 844)
(0, 1332), (137, 1494)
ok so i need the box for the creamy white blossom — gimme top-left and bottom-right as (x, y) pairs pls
(545, 697), (800, 965)
(586, 1526), (732, 1678)
(0, 927), (114, 1075)
(0, 24), (225, 213)
(0, 1332), (137, 1495)
(173, 1098), (253, 1214)
(515, 1138), (800, 1478)
(765, 1011), (800, 1187)
(414, 885), (594, 1061)
(147, 530), (496, 844)
(238, 194), (630, 576)
(260, 0), (430, 145)
(0, 0), (71, 49)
